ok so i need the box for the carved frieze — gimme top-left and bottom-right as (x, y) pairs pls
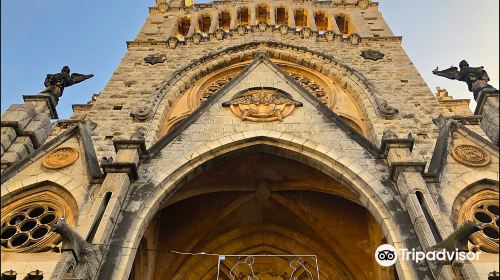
(223, 88), (303, 122)
(361, 50), (385, 61)
(144, 54), (167, 65)
(42, 147), (79, 170)
(200, 75), (236, 103)
(451, 144), (491, 167)
(287, 73), (328, 105)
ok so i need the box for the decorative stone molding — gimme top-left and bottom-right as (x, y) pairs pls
(361, 49), (385, 61)
(222, 87), (303, 122)
(458, 189), (499, 253)
(214, 29), (226, 40)
(0, 191), (75, 253)
(144, 53), (167, 65)
(192, 33), (203, 44)
(301, 27), (312, 39)
(130, 42), (397, 123)
(167, 37), (178, 49)
(258, 22), (268, 32)
(348, 33), (361, 45)
(237, 25), (247, 36)
(376, 99), (399, 119)
(279, 25), (289, 35)
(451, 144), (491, 167)
(42, 147), (79, 170)
(325, 31), (336, 42)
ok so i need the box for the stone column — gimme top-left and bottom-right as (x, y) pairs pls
(250, 4), (256, 25)
(308, 9), (317, 31)
(382, 131), (475, 279)
(187, 13), (199, 37)
(475, 88), (499, 146)
(82, 139), (144, 245)
(209, 11), (219, 33)
(328, 11), (341, 33)
(269, 4), (276, 26)
(288, 6), (295, 28)
(230, 6), (238, 29)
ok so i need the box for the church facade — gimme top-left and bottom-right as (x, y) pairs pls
(1, 1), (499, 279)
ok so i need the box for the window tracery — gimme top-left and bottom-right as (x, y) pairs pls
(458, 189), (499, 253)
(1, 190), (76, 253)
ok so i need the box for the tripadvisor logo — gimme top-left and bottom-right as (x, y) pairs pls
(375, 244), (481, 267)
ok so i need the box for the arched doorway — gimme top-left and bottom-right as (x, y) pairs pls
(129, 147), (396, 279)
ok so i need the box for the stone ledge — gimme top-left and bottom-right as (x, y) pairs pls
(22, 94), (59, 119)
(113, 139), (148, 159)
(101, 162), (139, 181)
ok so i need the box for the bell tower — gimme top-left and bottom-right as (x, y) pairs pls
(1, 1), (498, 280)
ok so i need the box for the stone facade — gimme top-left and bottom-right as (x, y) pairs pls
(1, 0), (499, 279)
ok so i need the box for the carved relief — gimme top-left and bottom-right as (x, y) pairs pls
(192, 33), (202, 44)
(199, 75), (236, 103)
(301, 27), (312, 39)
(144, 54), (167, 65)
(0, 191), (76, 253)
(223, 88), (303, 122)
(348, 33), (361, 45)
(452, 145), (491, 167)
(237, 25), (247, 36)
(287, 73), (329, 105)
(258, 22), (268, 32)
(42, 147), (79, 170)
(458, 189), (499, 253)
(325, 31), (336, 42)
(215, 29), (225, 40)
(167, 37), (178, 49)
(280, 25), (289, 35)
(361, 50), (385, 61)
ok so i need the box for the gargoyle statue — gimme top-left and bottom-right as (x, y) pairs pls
(428, 220), (484, 253)
(41, 66), (94, 99)
(52, 217), (87, 262)
(433, 60), (496, 100)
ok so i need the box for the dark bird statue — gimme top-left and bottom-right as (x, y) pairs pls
(429, 220), (484, 253)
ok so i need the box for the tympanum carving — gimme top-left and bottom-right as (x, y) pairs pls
(223, 87), (303, 122)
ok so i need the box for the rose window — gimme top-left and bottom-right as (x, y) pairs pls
(458, 189), (499, 253)
(0, 190), (75, 253)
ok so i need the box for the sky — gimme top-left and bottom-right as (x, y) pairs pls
(1, 0), (499, 119)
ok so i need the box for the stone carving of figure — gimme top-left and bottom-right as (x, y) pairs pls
(41, 66), (94, 98)
(433, 60), (496, 100)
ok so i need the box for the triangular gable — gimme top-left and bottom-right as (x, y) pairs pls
(148, 52), (382, 158)
(1, 123), (103, 185)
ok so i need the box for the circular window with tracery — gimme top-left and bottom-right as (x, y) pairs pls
(1, 190), (75, 253)
(458, 189), (499, 253)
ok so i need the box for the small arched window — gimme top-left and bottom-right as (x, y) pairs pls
(276, 7), (288, 26)
(178, 17), (191, 36)
(219, 10), (231, 30)
(198, 14), (211, 34)
(257, 4), (270, 24)
(294, 9), (307, 29)
(314, 11), (329, 32)
(335, 14), (354, 35)
(237, 7), (249, 25)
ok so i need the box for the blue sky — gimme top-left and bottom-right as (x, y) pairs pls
(2, 0), (498, 119)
